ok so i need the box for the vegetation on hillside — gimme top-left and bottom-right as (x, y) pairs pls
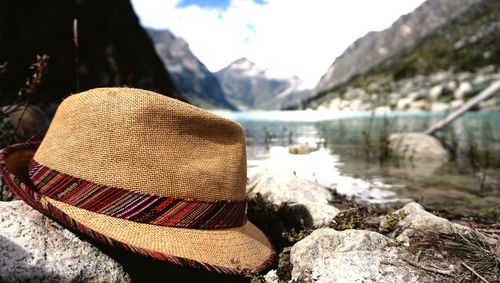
(300, 0), (500, 109)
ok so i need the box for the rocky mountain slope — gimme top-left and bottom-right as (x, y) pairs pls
(0, 0), (180, 104)
(314, 0), (481, 96)
(147, 29), (237, 110)
(216, 58), (304, 109)
(298, 0), (499, 112)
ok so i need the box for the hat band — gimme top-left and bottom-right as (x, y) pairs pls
(28, 158), (247, 229)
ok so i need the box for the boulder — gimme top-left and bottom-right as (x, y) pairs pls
(288, 144), (319, 155)
(407, 100), (428, 111)
(396, 97), (414, 110)
(248, 170), (339, 228)
(392, 202), (472, 244)
(454, 81), (472, 99)
(387, 133), (449, 163)
(0, 201), (131, 282)
(429, 84), (443, 100)
(430, 102), (449, 112)
(287, 229), (427, 282)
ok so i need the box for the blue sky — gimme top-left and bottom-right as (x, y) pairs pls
(177, 0), (267, 9)
(131, 0), (426, 87)
(177, 0), (232, 9)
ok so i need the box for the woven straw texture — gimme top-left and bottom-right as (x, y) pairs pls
(0, 144), (274, 272)
(34, 88), (247, 201)
(46, 197), (272, 270)
(1, 87), (275, 272)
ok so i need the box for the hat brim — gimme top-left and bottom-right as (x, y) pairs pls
(0, 143), (275, 275)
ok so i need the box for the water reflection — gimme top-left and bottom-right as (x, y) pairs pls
(215, 111), (500, 212)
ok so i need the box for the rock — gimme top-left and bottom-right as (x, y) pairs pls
(430, 102), (449, 112)
(264, 270), (279, 282)
(289, 229), (426, 282)
(407, 100), (428, 111)
(450, 99), (464, 109)
(429, 84), (443, 100)
(248, 170), (338, 228)
(446, 80), (458, 91)
(374, 106), (392, 113)
(387, 133), (449, 162)
(396, 97), (414, 110)
(0, 201), (131, 282)
(288, 144), (319, 155)
(391, 202), (496, 246)
(454, 81), (472, 99)
(393, 202), (471, 243)
(288, 202), (340, 228)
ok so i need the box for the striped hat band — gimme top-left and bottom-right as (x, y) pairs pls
(28, 155), (248, 229)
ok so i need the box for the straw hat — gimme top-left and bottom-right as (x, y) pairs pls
(0, 88), (274, 274)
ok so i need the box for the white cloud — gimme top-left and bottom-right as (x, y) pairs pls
(131, 0), (426, 87)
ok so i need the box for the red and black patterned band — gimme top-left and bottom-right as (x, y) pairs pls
(6, 142), (248, 229)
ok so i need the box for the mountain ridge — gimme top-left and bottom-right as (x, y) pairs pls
(216, 58), (304, 109)
(147, 29), (237, 110)
(314, 0), (482, 96)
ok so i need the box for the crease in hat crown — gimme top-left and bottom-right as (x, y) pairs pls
(33, 87), (248, 201)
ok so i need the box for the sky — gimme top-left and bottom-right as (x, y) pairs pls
(131, 0), (426, 88)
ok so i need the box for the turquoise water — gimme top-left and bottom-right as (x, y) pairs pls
(215, 110), (500, 212)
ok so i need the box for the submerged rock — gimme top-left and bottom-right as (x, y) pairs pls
(288, 144), (319, 155)
(0, 201), (131, 282)
(387, 133), (449, 163)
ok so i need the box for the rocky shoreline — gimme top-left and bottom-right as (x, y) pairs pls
(310, 66), (500, 113)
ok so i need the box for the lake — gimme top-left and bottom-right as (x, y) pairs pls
(215, 110), (500, 213)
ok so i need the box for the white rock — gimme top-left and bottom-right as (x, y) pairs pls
(290, 229), (425, 282)
(450, 99), (464, 109)
(387, 133), (449, 162)
(429, 84), (443, 100)
(407, 100), (428, 111)
(395, 202), (469, 235)
(446, 80), (457, 91)
(396, 97), (414, 110)
(454, 81), (472, 99)
(430, 102), (450, 112)
(392, 202), (491, 244)
(248, 170), (338, 228)
(473, 74), (487, 85)
(264, 269), (279, 283)
(288, 144), (319, 155)
(374, 106), (392, 113)
(288, 201), (340, 228)
(0, 201), (131, 282)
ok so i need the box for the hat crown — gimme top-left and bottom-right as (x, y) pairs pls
(33, 88), (247, 201)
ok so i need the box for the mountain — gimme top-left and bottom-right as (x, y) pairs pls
(216, 58), (304, 109)
(147, 29), (237, 110)
(0, 0), (180, 104)
(314, 0), (481, 96)
(297, 0), (500, 112)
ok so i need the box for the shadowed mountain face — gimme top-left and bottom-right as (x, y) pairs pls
(0, 0), (180, 104)
(147, 29), (237, 110)
(314, 0), (481, 96)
